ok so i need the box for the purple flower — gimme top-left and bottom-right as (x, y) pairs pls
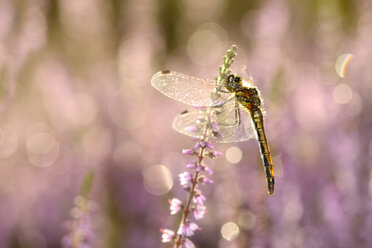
(193, 191), (206, 205)
(211, 121), (219, 130)
(183, 238), (196, 248)
(169, 198), (183, 215)
(194, 140), (214, 149)
(193, 104), (205, 109)
(206, 142), (214, 149)
(202, 177), (214, 184)
(161, 229), (175, 243)
(211, 100), (223, 107)
(206, 151), (222, 158)
(186, 162), (196, 169)
(185, 126), (198, 132)
(194, 142), (202, 149)
(182, 149), (195, 155)
(179, 172), (193, 187)
(204, 166), (214, 175)
(205, 150), (222, 158)
(193, 204), (207, 220)
(213, 151), (222, 157)
(177, 222), (200, 237)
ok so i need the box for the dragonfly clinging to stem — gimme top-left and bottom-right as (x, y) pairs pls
(151, 70), (275, 195)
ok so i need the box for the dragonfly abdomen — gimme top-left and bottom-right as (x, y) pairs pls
(234, 86), (275, 195)
(251, 108), (275, 195)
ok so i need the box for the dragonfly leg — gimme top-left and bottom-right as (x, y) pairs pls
(217, 89), (231, 93)
(211, 87), (231, 102)
(211, 94), (236, 108)
(234, 102), (241, 126)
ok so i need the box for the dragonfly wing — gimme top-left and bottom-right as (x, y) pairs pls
(172, 100), (255, 143)
(214, 100), (256, 143)
(151, 70), (223, 106)
(172, 110), (206, 139)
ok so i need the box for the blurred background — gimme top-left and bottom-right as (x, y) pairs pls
(0, 0), (372, 247)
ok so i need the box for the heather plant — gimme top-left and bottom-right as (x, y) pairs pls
(160, 46), (237, 248)
(62, 172), (96, 248)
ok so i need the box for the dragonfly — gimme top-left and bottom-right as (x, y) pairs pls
(151, 70), (275, 195)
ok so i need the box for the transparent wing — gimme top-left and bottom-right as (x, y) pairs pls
(151, 70), (230, 106)
(172, 100), (256, 143)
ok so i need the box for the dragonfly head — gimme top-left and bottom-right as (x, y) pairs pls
(226, 74), (242, 92)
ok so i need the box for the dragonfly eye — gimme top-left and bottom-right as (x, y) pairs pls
(225, 75), (236, 92)
(234, 76), (241, 83)
(227, 74), (235, 84)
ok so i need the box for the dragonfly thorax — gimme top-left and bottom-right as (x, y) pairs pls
(246, 87), (261, 105)
(225, 74), (263, 110)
